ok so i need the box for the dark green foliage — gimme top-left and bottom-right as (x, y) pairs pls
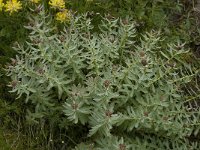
(68, 0), (179, 28)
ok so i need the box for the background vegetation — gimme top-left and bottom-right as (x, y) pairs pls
(0, 0), (200, 149)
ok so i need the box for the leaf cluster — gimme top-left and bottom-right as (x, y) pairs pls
(5, 10), (200, 149)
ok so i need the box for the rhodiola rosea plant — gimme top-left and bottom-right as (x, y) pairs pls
(6, 9), (200, 149)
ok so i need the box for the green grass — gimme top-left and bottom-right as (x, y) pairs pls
(0, 129), (18, 150)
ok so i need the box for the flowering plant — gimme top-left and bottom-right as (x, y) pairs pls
(6, 9), (200, 149)
(1, 0), (22, 14)
(0, 0), (72, 23)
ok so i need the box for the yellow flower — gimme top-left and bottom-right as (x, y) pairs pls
(49, 0), (65, 9)
(30, 0), (40, 4)
(56, 9), (71, 23)
(0, 0), (4, 11)
(5, 0), (22, 14)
